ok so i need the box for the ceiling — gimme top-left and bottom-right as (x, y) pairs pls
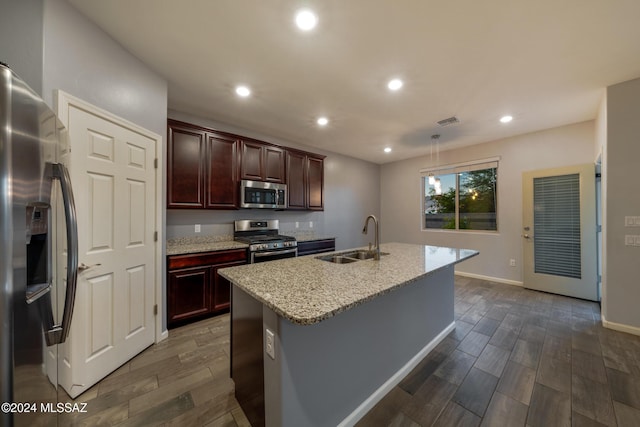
(67, 0), (640, 164)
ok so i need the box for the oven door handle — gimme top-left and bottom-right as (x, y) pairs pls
(253, 248), (298, 258)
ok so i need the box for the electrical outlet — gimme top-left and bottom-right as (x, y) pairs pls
(265, 329), (275, 360)
(295, 222), (299, 229)
(509, 259), (516, 267)
(309, 221), (314, 229)
(195, 224), (201, 233)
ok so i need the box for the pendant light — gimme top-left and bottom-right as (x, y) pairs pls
(428, 136), (436, 185)
(431, 134), (441, 192)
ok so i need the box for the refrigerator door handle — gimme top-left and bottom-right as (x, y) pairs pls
(46, 163), (79, 346)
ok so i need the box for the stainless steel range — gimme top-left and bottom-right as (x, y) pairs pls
(234, 220), (297, 263)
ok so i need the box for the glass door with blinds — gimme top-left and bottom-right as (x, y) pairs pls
(522, 164), (598, 301)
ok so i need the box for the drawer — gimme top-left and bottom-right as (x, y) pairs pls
(168, 248), (247, 270)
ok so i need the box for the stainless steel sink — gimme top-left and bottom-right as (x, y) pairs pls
(317, 255), (359, 264)
(343, 250), (389, 260)
(316, 250), (389, 263)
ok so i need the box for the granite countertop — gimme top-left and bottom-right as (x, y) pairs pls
(167, 235), (248, 256)
(219, 242), (478, 325)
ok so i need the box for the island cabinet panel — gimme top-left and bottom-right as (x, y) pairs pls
(167, 119), (239, 209)
(167, 123), (205, 208)
(286, 150), (325, 211)
(206, 133), (238, 208)
(240, 140), (285, 183)
(297, 238), (335, 256)
(167, 248), (247, 328)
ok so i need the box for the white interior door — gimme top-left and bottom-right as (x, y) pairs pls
(522, 164), (598, 301)
(58, 102), (158, 398)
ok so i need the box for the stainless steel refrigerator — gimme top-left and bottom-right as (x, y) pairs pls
(0, 63), (78, 426)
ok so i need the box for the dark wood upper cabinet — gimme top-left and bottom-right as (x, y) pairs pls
(240, 141), (285, 183)
(240, 141), (263, 181)
(168, 119), (239, 209)
(307, 156), (324, 211)
(168, 119), (323, 210)
(206, 133), (238, 208)
(286, 151), (306, 209)
(167, 123), (205, 208)
(286, 150), (324, 211)
(264, 146), (285, 183)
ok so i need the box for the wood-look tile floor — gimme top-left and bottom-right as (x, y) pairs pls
(62, 276), (640, 426)
(357, 276), (640, 427)
(61, 314), (250, 426)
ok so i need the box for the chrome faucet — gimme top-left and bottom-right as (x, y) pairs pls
(362, 214), (380, 260)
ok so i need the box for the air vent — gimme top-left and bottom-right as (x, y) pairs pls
(437, 116), (460, 127)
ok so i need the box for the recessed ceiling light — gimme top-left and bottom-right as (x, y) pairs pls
(317, 117), (329, 126)
(384, 147), (392, 153)
(387, 78), (403, 91)
(500, 115), (513, 123)
(235, 85), (251, 97)
(295, 9), (318, 31)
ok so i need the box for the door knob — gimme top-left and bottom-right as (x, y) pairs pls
(78, 263), (101, 272)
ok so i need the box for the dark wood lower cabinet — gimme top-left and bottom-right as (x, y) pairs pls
(297, 238), (335, 256)
(168, 266), (211, 324)
(168, 248), (247, 328)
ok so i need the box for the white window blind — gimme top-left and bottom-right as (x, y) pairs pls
(533, 174), (581, 279)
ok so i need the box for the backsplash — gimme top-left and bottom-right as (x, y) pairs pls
(166, 209), (325, 240)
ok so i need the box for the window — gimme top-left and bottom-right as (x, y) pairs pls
(422, 160), (498, 231)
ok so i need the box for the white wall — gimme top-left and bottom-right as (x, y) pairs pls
(0, 0), (44, 94)
(381, 121), (595, 284)
(42, 0), (167, 138)
(602, 78), (640, 332)
(167, 110), (381, 251)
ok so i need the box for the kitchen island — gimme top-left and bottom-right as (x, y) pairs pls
(219, 242), (478, 427)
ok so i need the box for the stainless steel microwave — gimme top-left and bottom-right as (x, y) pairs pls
(240, 180), (287, 209)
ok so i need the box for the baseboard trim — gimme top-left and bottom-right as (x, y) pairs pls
(338, 321), (456, 427)
(157, 329), (169, 343)
(455, 271), (523, 287)
(602, 314), (640, 337)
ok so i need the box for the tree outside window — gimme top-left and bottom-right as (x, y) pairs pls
(424, 167), (497, 231)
